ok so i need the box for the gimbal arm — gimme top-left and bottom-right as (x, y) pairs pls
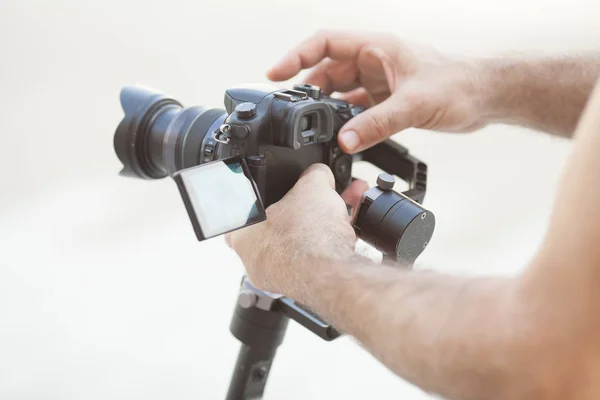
(356, 139), (429, 204)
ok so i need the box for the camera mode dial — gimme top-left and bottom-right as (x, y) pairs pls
(235, 102), (257, 119)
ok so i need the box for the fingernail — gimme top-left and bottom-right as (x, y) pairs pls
(339, 130), (360, 151)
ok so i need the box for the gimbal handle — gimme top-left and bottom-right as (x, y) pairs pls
(226, 277), (339, 400)
(226, 140), (432, 400)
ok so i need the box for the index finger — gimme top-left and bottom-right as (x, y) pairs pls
(267, 30), (368, 82)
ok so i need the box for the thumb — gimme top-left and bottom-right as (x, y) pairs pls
(338, 93), (413, 153)
(298, 163), (335, 190)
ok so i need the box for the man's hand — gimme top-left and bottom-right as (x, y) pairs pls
(267, 30), (487, 153)
(225, 78), (600, 398)
(225, 81), (600, 399)
(226, 164), (365, 302)
(268, 30), (600, 143)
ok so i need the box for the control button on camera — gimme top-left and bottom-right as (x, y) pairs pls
(235, 102), (257, 119)
(334, 155), (352, 182)
(376, 173), (395, 191)
(203, 143), (215, 162)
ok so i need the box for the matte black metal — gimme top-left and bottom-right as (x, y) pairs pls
(226, 276), (341, 399)
(359, 139), (428, 204)
(382, 200), (435, 263)
(276, 298), (341, 340)
(376, 173), (395, 191)
(353, 190), (435, 264)
(351, 139), (434, 263)
(227, 303), (289, 400)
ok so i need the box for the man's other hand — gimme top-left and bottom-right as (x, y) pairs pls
(267, 30), (488, 153)
(225, 164), (366, 301)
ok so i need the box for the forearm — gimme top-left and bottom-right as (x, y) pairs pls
(300, 257), (551, 400)
(478, 54), (600, 137)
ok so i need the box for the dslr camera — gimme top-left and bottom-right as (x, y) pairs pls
(114, 83), (434, 263)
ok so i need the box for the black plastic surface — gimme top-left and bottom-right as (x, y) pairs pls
(181, 108), (226, 169)
(112, 84), (430, 247)
(114, 86), (182, 179)
(235, 102), (257, 119)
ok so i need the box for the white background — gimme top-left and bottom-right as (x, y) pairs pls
(1, 1), (599, 399)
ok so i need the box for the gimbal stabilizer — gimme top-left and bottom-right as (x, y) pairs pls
(225, 140), (434, 399)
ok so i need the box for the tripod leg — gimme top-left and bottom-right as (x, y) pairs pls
(226, 302), (289, 400)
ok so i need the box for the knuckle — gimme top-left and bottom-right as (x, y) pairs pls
(311, 162), (332, 174)
(332, 191), (350, 213)
(402, 89), (425, 109)
(310, 164), (335, 187)
(302, 163), (330, 181)
(401, 90), (427, 127)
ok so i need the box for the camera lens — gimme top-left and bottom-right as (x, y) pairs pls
(114, 86), (227, 179)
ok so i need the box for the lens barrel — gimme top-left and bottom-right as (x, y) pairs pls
(114, 86), (225, 179)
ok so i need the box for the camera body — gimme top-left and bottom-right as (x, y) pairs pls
(114, 83), (434, 262)
(202, 84), (362, 206)
(115, 84), (360, 207)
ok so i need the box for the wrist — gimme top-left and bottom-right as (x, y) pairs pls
(472, 56), (526, 126)
(289, 251), (370, 306)
(472, 54), (564, 129)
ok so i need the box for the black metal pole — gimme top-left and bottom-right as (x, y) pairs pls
(226, 302), (289, 400)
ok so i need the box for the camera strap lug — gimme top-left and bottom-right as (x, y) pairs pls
(213, 123), (232, 144)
